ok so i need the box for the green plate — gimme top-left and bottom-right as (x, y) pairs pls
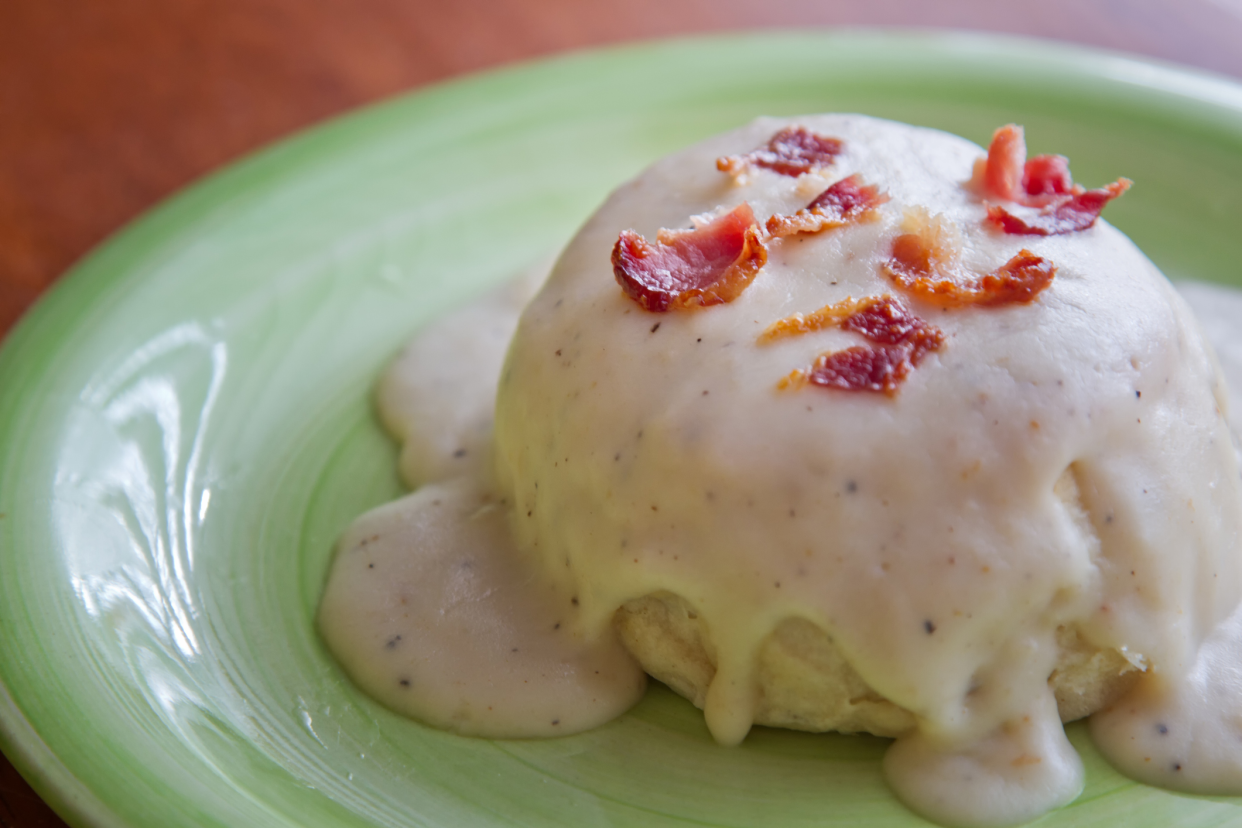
(4, 29), (1242, 828)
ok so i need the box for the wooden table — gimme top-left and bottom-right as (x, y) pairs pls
(4, 1), (1242, 824)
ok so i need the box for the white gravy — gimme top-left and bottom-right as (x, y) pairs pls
(319, 276), (1242, 823)
(318, 259), (645, 738)
(318, 115), (1242, 826)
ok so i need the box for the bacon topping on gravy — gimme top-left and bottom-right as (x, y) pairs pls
(717, 126), (844, 178)
(612, 203), (768, 312)
(771, 296), (945, 395)
(759, 295), (877, 343)
(974, 124), (1131, 236)
(986, 181), (1132, 236)
(765, 174), (889, 238)
(884, 207), (1056, 307)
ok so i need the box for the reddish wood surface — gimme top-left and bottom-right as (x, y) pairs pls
(5, 1), (1242, 825)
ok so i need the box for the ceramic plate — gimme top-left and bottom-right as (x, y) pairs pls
(4, 30), (1242, 828)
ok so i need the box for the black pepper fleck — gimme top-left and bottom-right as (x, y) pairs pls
(846, 480), (858, 494)
(1157, 723), (1169, 735)
(924, 620), (937, 634)
(398, 679), (411, 688)
(651, 322), (661, 333)
(453, 448), (467, 458)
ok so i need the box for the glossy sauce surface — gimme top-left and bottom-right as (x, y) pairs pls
(318, 262), (646, 738)
(321, 116), (1242, 826)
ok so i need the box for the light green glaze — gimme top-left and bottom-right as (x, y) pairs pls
(3, 29), (1242, 828)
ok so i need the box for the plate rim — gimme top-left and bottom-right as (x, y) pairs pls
(6, 26), (1242, 828)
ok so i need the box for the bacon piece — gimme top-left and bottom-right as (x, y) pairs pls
(759, 296), (874, 343)
(783, 346), (916, 395)
(975, 125), (1066, 203)
(769, 296), (944, 396)
(717, 126), (844, 178)
(1023, 154), (1074, 198)
(839, 296), (944, 360)
(985, 179), (1132, 236)
(612, 203), (768, 312)
(981, 124), (1028, 202)
(973, 124), (1130, 234)
(882, 207), (1056, 307)
(887, 236), (1055, 308)
(765, 174), (889, 238)
(888, 206), (962, 280)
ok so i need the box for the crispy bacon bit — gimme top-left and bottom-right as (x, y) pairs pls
(612, 203), (768, 312)
(972, 124), (1130, 234)
(883, 207), (1056, 307)
(889, 206), (962, 278)
(771, 296), (944, 395)
(784, 346), (917, 395)
(980, 123), (1028, 202)
(717, 126), (844, 178)
(765, 174), (889, 238)
(839, 296), (943, 357)
(986, 180), (1132, 236)
(759, 296), (874, 343)
(1023, 154), (1074, 198)
(888, 238), (1055, 308)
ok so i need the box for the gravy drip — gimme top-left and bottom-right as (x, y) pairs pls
(321, 276), (1242, 824)
(317, 260), (646, 738)
(320, 115), (1242, 828)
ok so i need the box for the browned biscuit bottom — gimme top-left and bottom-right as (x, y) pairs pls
(616, 591), (1140, 737)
